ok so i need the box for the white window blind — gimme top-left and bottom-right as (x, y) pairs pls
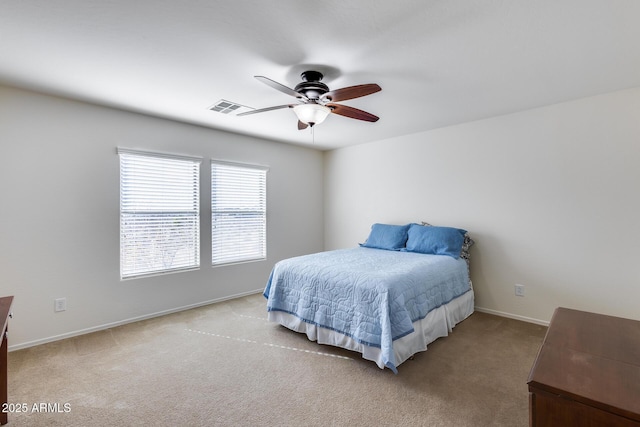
(119, 149), (201, 279)
(211, 161), (267, 266)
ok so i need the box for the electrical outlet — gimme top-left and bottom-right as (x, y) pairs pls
(54, 297), (67, 312)
(515, 284), (525, 297)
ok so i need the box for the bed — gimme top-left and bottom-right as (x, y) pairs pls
(263, 222), (474, 373)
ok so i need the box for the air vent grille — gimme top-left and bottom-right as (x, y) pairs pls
(209, 99), (253, 115)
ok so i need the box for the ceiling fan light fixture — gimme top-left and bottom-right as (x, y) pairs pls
(293, 104), (331, 126)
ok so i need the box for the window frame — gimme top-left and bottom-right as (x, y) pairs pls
(118, 148), (202, 279)
(211, 160), (268, 267)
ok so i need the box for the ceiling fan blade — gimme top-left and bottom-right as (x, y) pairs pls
(237, 104), (293, 116)
(298, 120), (308, 130)
(255, 76), (307, 100)
(327, 103), (379, 122)
(322, 84), (381, 102)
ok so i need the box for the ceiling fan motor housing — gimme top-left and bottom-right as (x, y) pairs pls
(295, 71), (329, 100)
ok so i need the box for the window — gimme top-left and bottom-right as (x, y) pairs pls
(119, 149), (201, 279)
(211, 161), (267, 266)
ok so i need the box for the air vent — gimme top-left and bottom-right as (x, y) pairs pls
(208, 99), (253, 115)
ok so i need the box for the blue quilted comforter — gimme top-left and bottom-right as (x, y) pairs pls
(263, 247), (471, 372)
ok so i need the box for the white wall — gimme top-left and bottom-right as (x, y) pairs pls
(0, 85), (324, 349)
(324, 87), (640, 324)
(3, 83), (638, 347)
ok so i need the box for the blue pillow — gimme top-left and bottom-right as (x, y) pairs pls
(360, 223), (411, 251)
(405, 224), (466, 258)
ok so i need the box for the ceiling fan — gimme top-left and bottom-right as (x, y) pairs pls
(238, 70), (381, 130)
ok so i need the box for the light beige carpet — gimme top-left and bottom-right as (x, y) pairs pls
(7, 293), (546, 426)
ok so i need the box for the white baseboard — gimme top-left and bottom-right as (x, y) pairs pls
(11, 295), (546, 352)
(474, 306), (549, 327)
(9, 289), (265, 352)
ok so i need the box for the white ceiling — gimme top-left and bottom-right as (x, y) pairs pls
(2, 1), (640, 150)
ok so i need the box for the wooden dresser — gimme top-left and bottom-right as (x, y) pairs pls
(527, 307), (640, 426)
(1, 296), (13, 426)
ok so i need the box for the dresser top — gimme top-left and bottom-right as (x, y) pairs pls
(528, 307), (640, 421)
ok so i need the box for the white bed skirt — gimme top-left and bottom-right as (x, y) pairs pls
(267, 289), (475, 371)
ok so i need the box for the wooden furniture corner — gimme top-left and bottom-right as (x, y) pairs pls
(1, 296), (13, 426)
(527, 307), (640, 426)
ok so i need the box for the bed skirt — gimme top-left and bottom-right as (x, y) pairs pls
(267, 289), (475, 372)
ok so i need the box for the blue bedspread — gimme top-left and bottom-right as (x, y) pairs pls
(263, 247), (471, 372)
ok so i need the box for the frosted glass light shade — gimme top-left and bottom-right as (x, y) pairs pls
(293, 104), (331, 125)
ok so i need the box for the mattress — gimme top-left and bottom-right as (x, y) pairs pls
(268, 288), (474, 371)
(263, 247), (474, 372)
